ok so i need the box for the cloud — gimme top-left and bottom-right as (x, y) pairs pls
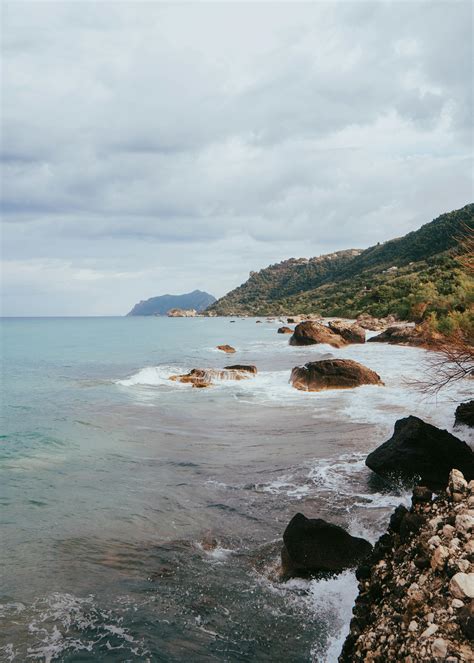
(1, 1), (472, 315)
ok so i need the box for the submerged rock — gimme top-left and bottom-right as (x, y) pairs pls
(169, 367), (254, 387)
(289, 321), (347, 347)
(365, 416), (474, 490)
(290, 359), (383, 392)
(282, 513), (372, 577)
(277, 326), (293, 334)
(216, 344), (236, 353)
(455, 400), (474, 428)
(328, 320), (366, 344)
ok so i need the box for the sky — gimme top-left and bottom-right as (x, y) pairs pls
(1, 1), (473, 316)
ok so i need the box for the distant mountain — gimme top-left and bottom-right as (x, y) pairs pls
(127, 290), (216, 316)
(208, 204), (474, 328)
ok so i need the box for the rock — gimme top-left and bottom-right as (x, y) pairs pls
(367, 324), (441, 349)
(448, 469), (468, 498)
(289, 321), (347, 347)
(420, 623), (438, 638)
(431, 638), (448, 659)
(328, 320), (366, 344)
(455, 400), (474, 428)
(290, 359), (383, 392)
(281, 513), (372, 577)
(277, 326), (293, 334)
(169, 367), (255, 387)
(216, 344), (236, 353)
(458, 601), (474, 639)
(455, 513), (474, 533)
(431, 545), (449, 571)
(449, 573), (474, 600)
(412, 486), (433, 504)
(365, 416), (474, 490)
(223, 364), (257, 374)
(356, 313), (387, 331)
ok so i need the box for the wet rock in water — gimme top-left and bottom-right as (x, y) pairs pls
(339, 470), (474, 663)
(216, 344), (236, 353)
(290, 359), (383, 392)
(223, 364), (257, 374)
(289, 321), (347, 348)
(455, 400), (474, 428)
(281, 513), (372, 577)
(365, 416), (474, 490)
(328, 320), (366, 344)
(277, 326), (293, 334)
(169, 367), (255, 387)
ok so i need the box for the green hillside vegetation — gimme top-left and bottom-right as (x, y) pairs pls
(208, 204), (474, 337)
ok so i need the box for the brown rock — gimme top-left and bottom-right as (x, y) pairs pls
(223, 364), (257, 374)
(367, 324), (442, 350)
(170, 367), (254, 387)
(328, 320), (366, 344)
(277, 326), (293, 334)
(290, 359), (383, 392)
(289, 321), (347, 347)
(216, 344), (236, 353)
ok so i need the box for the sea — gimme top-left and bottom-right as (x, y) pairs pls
(0, 316), (472, 662)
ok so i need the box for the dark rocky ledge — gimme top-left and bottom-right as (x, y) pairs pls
(339, 470), (474, 662)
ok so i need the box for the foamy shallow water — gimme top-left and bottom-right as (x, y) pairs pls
(1, 316), (471, 662)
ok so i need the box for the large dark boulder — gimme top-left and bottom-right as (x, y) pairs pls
(328, 320), (366, 344)
(366, 416), (474, 490)
(290, 359), (383, 392)
(289, 321), (347, 348)
(282, 513), (372, 577)
(455, 400), (474, 428)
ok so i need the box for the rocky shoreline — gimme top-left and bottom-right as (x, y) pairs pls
(339, 470), (474, 662)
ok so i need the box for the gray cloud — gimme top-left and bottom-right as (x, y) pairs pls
(1, 1), (472, 315)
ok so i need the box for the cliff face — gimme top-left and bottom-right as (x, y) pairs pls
(127, 290), (216, 316)
(340, 470), (474, 663)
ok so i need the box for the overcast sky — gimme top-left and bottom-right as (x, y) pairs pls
(1, 1), (472, 315)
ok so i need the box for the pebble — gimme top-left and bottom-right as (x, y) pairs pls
(420, 623), (438, 638)
(431, 637), (448, 658)
(449, 573), (474, 600)
(451, 599), (464, 609)
(408, 620), (418, 632)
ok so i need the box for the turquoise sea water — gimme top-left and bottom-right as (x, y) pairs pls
(1, 317), (471, 662)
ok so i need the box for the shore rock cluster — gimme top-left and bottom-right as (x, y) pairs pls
(169, 365), (257, 388)
(339, 470), (474, 663)
(289, 320), (365, 347)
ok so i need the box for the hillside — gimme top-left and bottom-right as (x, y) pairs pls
(127, 290), (216, 316)
(208, 204), (474, 332)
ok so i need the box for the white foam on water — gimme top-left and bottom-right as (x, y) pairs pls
(258, 570), (359, 663)
(116, 365), (186, 388)
(1, 593), (148, 662)
(195, 542), (234, 562)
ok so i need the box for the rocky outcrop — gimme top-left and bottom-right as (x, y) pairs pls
(169, 367), (255, 388)
(290, 359), (383, 392)
(216, 344), (236, 353)
(167, 308), (197, 317)
(289, 321), (347, 348)
(356, 313), (397, 331)
(328, 320), (366, 344)
(278, 326), (293, 334)
(455, 401), (474, 428)
(282, 513), (372, 578)
(367, 324), (442, 349)
(127, 290), (216, 316)
(339, 470), (474, 663)
(365, 416), (474, 490)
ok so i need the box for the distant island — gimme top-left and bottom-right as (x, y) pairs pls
(127, 289), (216, 316)
(208, 204), (473, 337)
